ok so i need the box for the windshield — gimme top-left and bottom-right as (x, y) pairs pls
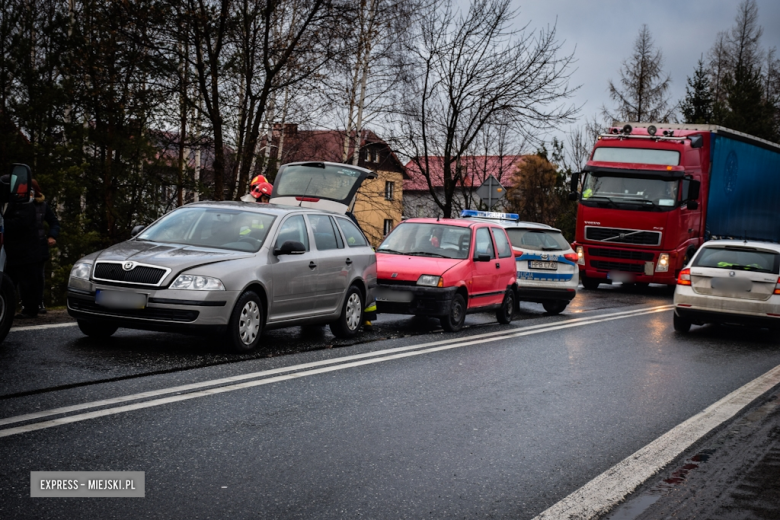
(275, 164), (365, 201)
(693, 247), (780, 274)
(506, 229), (570, 251)
(378, 223), (471, 259)
(138, 207), (277, 252)
(582, 174), (679, 209)
(592, 147), (680, 166)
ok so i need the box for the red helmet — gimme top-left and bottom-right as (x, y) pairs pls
(250, 175), (269, 188)
(251, 181), (273, 200)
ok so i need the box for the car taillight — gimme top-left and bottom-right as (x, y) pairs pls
(564, 253), (578, 263)
(514, 250), (524, 258)
(677, 268), (691, 286)
(295, 196), (320, 202)
(775, 277), (780, 295)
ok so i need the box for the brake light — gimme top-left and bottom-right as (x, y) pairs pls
(677, 268), (691, 286)
(295, 197), (320, 202)
(564, 253), (578, 263)
(514, 250), (524, 258)
(775, 277), (780, 295)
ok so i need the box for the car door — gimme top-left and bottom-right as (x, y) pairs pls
(491, 227), (515, 292)
(266, 214), (318, 322)
(307, 213), (350, 315)
(470, 226), (501, 308)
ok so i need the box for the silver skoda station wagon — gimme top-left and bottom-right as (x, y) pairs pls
(67, 163), (378, 352)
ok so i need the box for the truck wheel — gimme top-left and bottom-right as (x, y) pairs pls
(0, 273), (15, 344)
(582, 276), (600, 290)
(496, 290), (514, 324)
(440, 293), (466, 332)
(673, 313), (692, 333)
(542, 300), (568, 315)
(226, 291), (264, 352)
(77, 320), (119, 339)
(330, 285), (363, 339)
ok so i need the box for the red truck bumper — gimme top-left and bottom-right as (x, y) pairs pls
(572, 242), (686, 286)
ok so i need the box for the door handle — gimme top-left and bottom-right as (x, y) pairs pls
(309, 261), (317, 269)
(495, 262), (500, 269)
(345, 258), (352, 265)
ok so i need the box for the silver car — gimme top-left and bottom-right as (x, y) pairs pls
(67, 202), (377, 352)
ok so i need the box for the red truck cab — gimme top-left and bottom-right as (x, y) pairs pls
(375, 218), (516, 331)
(571, 123), (708, 288)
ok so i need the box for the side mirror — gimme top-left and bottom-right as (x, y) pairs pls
(131, 225), (146, 237)
(568, 192), (579, 202)
(570, 172), (580, 193)
(274, 240), (306, 255)
(688, 179), (701, 200)
(686, 200), (699, 210)
(689, 135), (703, 149)
(0, 163), (32, 205)
(477, 254), (491, 262)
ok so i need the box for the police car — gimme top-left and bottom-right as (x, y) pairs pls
(460, 210), (579, 314)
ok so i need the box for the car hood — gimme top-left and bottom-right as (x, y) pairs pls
(95, 240), (255, 273)
(376, 253), (464, 282)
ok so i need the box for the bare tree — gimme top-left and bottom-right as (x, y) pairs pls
(602, 24), (673, 123)
(394, 0), (577, 218)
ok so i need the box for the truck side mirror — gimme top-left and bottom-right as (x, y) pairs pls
(568, 192), (579, 202)
(686, 200), (699, 210)
(570, 172), (580, 193)
(689, 135), (703, 149)
(689, 180), (701, 200)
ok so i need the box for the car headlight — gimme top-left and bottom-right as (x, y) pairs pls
(656, 253), (670, 273)
(70, 262), (92, 280)
(417, 275), (443, 287)
(170, 275), (225, 291)
(576, 246), (585, 265)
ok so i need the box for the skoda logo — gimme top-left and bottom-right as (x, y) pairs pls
(123, 261), (136, 271)
(729, 271), (735, 277)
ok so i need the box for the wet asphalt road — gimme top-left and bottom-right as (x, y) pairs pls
(1, 284), (780, 518)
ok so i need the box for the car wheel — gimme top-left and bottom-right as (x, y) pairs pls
(673, 312), (692, 333)
(542, 300), (568, 315)
(330, 285), (363, 339)
(440, 293), (466, 332)
(496, 290), (514, 324)
(226, 291), (264, 352)
(0, 274), (15, 344)
(77, 319), (119, 339)
(582, 276), (600, 290)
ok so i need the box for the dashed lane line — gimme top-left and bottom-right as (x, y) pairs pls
(10, 322), (78, 332)
(0, 305), (672, 438)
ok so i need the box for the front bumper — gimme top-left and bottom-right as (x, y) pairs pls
(375, 284), (458, 316)
(573, 242), (680, 285)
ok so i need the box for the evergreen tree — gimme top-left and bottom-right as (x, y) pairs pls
(680, 58), (713, 124)
(721, 64), (777, 141)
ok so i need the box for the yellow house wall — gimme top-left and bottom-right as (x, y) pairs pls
(352, 169), (404, 248)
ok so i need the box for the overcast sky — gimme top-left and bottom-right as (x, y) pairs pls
(470, 0), (780, 145)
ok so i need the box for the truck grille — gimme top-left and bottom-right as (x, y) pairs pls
(589, 248), (654, 261)
(590, 260), (645, 273)
(585, 227), (661, 246)
(94, 262), (168, 286)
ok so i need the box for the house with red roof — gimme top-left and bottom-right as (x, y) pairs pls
(403, 155), (525, 218)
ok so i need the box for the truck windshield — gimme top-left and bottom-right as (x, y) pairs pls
(378, 223), (471, 259)
(592, 147), (680, 166)
(581, 174), (679, 210)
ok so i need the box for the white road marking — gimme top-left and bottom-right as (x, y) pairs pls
(0, 305), (672, 438)
(532, 363), (780, 520)
(10, 322), (78, 332)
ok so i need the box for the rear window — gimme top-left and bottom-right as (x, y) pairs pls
(693, 247), (780, 274)
(506, 229), (570, 251)
(592, 147), (680, 166)
(275, 164), (364, 201)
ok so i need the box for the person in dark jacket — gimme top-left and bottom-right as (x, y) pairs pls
(4, 186), (42, 318)
(31, 179), (60, 314)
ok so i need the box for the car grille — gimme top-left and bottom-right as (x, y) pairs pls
(378, 279), (418, 286)
(68, 298), (199, 322)
(590, 260), (645, 273)
(585, 227), (661, 245)
(94, 262), (167, 285)
(589, 248), (654, 261)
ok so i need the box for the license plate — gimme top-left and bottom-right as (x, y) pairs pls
(375, 288), (414, 303)
(529, 261), (557, 270)
(607, 271), (634, 283)
(95, 290), (147, 309)
(711, 278), (751, 292)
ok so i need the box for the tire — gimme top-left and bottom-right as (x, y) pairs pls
(440, 293), (466, 332)
(330, 285), (363, 339)
(496, 290), (514, 324)
(226, 291), (264, 352)
(77, 319), (119, 339)
(0, 273), (15, 344)
(542, 300), (568, 315)
(673, 312), (692, 333)
(582, 276), (600, 290)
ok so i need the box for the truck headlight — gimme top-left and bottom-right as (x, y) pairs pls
(576, 246), (585, 265)
(70, 262), (92, 280)
(656, 253), (670, 273)
(170, 275), (225, 291)
(417, 275), (443, 287)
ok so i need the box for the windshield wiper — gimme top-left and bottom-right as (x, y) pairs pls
(622, 198), (660, 209)
(585, 195), (618, 207)
(377, 248), (404, 255)
(408, 252), (448, 258)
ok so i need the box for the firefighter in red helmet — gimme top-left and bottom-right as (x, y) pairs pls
(241, 174), (272, 203)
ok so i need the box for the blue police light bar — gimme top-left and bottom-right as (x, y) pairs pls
(460, 209), (519, 221)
